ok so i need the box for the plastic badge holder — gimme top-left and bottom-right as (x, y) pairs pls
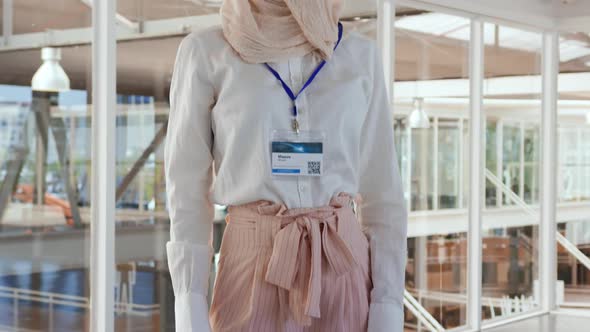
(270, 129), (326, 177)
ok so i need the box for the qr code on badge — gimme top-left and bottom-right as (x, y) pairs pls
(307, 161), (321, 175)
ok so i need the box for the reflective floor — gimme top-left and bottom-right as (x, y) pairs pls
(486, 313), (590, 332)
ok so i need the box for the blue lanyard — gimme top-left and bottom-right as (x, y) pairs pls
(264, 22), (343, 133)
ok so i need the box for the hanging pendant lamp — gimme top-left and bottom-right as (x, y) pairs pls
(31, 47), (70, 92)
(408, 97), (430, 129)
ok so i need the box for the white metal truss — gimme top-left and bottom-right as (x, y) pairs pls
(80, 0), (139, 31)
(0, 14), (221, 52)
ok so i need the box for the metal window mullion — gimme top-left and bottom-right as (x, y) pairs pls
(520, 122), (525, 199)
(378, 0), (395, 98)
(69, 116), (77, 191)
(468, 18), (484, 331)
(90, 0), (116, 331)
(459, 118), (464, 209)
(496, 120), (503, 207)
(579, 128), (584, 201)
(378, 0), (406, 214)
(540, 31), (558, 313)
(454, 119), (461, 209)
(2, 0), (13, 46)
(407, 125), (413, 215)
(433, 116), (439, 210)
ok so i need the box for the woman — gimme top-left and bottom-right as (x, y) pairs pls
(164, 0), (407, 331)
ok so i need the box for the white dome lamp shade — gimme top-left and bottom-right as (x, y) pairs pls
(408, 97), (430, 129)
(31, 47), (70, 92)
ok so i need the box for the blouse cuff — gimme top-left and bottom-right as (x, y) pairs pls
(367, 301), (404, 332)
(166, 241), (213, 297)
(174, 292), (212, 332)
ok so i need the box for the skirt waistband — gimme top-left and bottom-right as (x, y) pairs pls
(225, 191), (362, 225)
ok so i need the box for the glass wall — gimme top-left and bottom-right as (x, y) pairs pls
(111, 3), (220, 331)
(2, 1), (585, 331)
(482, 23), (542, 322)
(556, 33), (590, 308)
(0, 1), (92, 330)
(107, 5), (385, 331)
(394, 7), (470, 330)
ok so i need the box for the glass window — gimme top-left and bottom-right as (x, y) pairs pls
(411, 125), (435, 211)
(557, 34), (590, 309)
(0, 1), (92, 330)
(438, 120), (461, 209)
(486, 120), (499, 207)
(523, 125), (540, 204)
(395, 6), (470, 330)
(394, 118), (409, 198)
(482, 22), (542, 322)
(502, 124), (522, 206)
(111, 3), (218, 329)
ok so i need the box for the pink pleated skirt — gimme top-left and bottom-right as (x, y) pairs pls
(209, 192), (372, 332)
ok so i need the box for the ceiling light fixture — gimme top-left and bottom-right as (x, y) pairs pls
(31, 47), (70, 92)
(186, 0), (223, 8)
(408, 97), (430, 129)
(340, 14), (377, 23)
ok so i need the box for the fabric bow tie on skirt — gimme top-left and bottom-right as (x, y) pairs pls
(264, 208), (359, 326)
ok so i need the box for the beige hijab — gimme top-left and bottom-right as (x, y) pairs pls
(220, 0), (343, 64)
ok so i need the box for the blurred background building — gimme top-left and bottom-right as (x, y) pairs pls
(0, 0), (589, 331)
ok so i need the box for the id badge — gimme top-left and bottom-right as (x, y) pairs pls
(270, 129), (325, 176)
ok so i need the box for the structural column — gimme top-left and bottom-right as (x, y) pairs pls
(377, 0), (395, 95)
(90, 0), (116, 331)
(468, 19), (484, 331)
(540, 31), (559, 313)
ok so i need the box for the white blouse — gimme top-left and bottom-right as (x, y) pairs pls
(165, 25), (408, 331)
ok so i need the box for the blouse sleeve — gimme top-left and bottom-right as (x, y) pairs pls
(358, 42), (408, 332)
(164, 33), (216, 331)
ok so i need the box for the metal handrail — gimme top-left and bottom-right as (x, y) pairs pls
(404, 289), (446, 331)
(406, 289), (535, 309)
(484, 169), (539, 218)
(556, 232), (590, 271)
(404, 297), (441, 332)
(485, 168), (590, 272)
(0, 285), (159, 315)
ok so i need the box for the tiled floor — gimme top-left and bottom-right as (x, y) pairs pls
(0, 301), (169, 331)
(486, 314), (590, 332)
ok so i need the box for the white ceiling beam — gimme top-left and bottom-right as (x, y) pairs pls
(2, 0), (13, 46)
(0, 14), (221, 52)
(408, 203), (590, 238)
(397, 0), (556, 30)
(395, 71), (590, 98)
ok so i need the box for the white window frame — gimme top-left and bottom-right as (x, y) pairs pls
(390, 1), (559, 331)
(88, 0), (560, 331)
(90, 0), (116, 331)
